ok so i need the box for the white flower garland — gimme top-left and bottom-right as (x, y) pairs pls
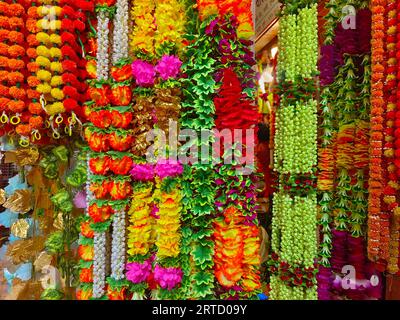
(112, 0), (129, 63)
(93, 231), (107, 298)
(96, 10), (110, 81)
(108, 0), (129, 283)
(111, 210), (126, 280)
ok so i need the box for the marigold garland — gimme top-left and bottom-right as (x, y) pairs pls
(368, 0), (386, 261)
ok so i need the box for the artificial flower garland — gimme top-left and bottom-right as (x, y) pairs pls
(196, 0), (254, 38)
(368, 0), (386, 262)
(271, 1), (319, 300)
(180, 12), (217, 299)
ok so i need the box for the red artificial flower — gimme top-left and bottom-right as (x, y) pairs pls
(111, 64), (132, 82)
(88, 132), (109, 152)
(111, 110), (132, 129)
(90, 181), (110, 199)
(80, 220), (94, 238)
(61, 5), (75, 17)
(89, 85), (110, 106)
(63, 98), (79, 111)
(108, 132), (134, 152)
(61, 45), (79, 60)
(109, 85), (132, 106)
(109, 181), (132, 200)
(61, 19), (75, 32)
(61, 31), (77, 46)
(109, 156), (133, 175)
(63, 85), (79, 99)
(88, 203), (113, 223)
(89, 156), (111, 175)
(74, 19), (85, 32)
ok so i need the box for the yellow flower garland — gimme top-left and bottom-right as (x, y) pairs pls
(34, 0), (65, 116)
(155, 189), (182, 258)
(127, 186), (156, 257)
(130, 0), (156, 55)
(154, 0), (186, 56)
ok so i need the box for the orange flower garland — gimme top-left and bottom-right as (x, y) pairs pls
(213, 207), (261, 292)
(368, 0), (386, 261)
(0, 0), (28, 141)
(196, 0), (254, 38)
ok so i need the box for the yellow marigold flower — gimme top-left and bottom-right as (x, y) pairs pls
(50, 34), (61, 45)
(50, 87), (64, 100)
(40, 0), (55, 5)
(36, 45), (50, 57)
(36, 83), (51, 94)
(36, 32), (50, 44)
(46, 102), (65, 115)
(51, 6), (62, 16)
(49, 20), (61, 31)
(37, 6), (47, 17)
(37, 19), (49, 30)
(50, 62), (63, 73)
(36, 56), (51, 68)
(49, 47), (61, 59)
(50, 75), (63, 87)
(37, 69), (52, 81)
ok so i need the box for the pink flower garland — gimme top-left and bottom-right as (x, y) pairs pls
(130, 160), (184, 180)
(126, 260), (152, 284)
(153, 265), (183, 290)
(131, 60), (156, 87)
(155, 55), (182, 80)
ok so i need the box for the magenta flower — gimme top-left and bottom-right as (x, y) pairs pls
(155, 159), (183, 179)
(155, 55), (182, 81)
(153, 265), (183, 290)
(131, 60), (156, 87)
(130, 163), (155, 181)
(126, 260), (152, 284)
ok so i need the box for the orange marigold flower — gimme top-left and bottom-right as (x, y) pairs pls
(0, 84), (9, 96)
(26, 34), (39, 47)
(9, 86), (26, 100)
(7, 100), (25, 113)
(8, 17), (23, 28)
(28, 102), (42, 115)
(27, 89), (40, 100)
(8, 58), (24, 70)
(0, 97), (9, 111)
(0, 15), (9, 28)
(27, 6), (39, 18)
(79, 268), (93, 283)
(26, 48), (37, 59)
(27, 76), (40, 87)
(7, 45), (25, 58)
(0, 29), (8, 41)
(0, 70), (7, 81)
(7, 72), (24, 85)
(27, 62), (40, 73)
(8, 4), (24, 17)
(8, 31), (24, 44)
(0, 43), (8, 55)
(0, 2), (7, 14)
(29, 116), (43, 129)
(26, 18), (39, 33)
(0, 56), (8, 68)
(15, 123), (31, 136)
